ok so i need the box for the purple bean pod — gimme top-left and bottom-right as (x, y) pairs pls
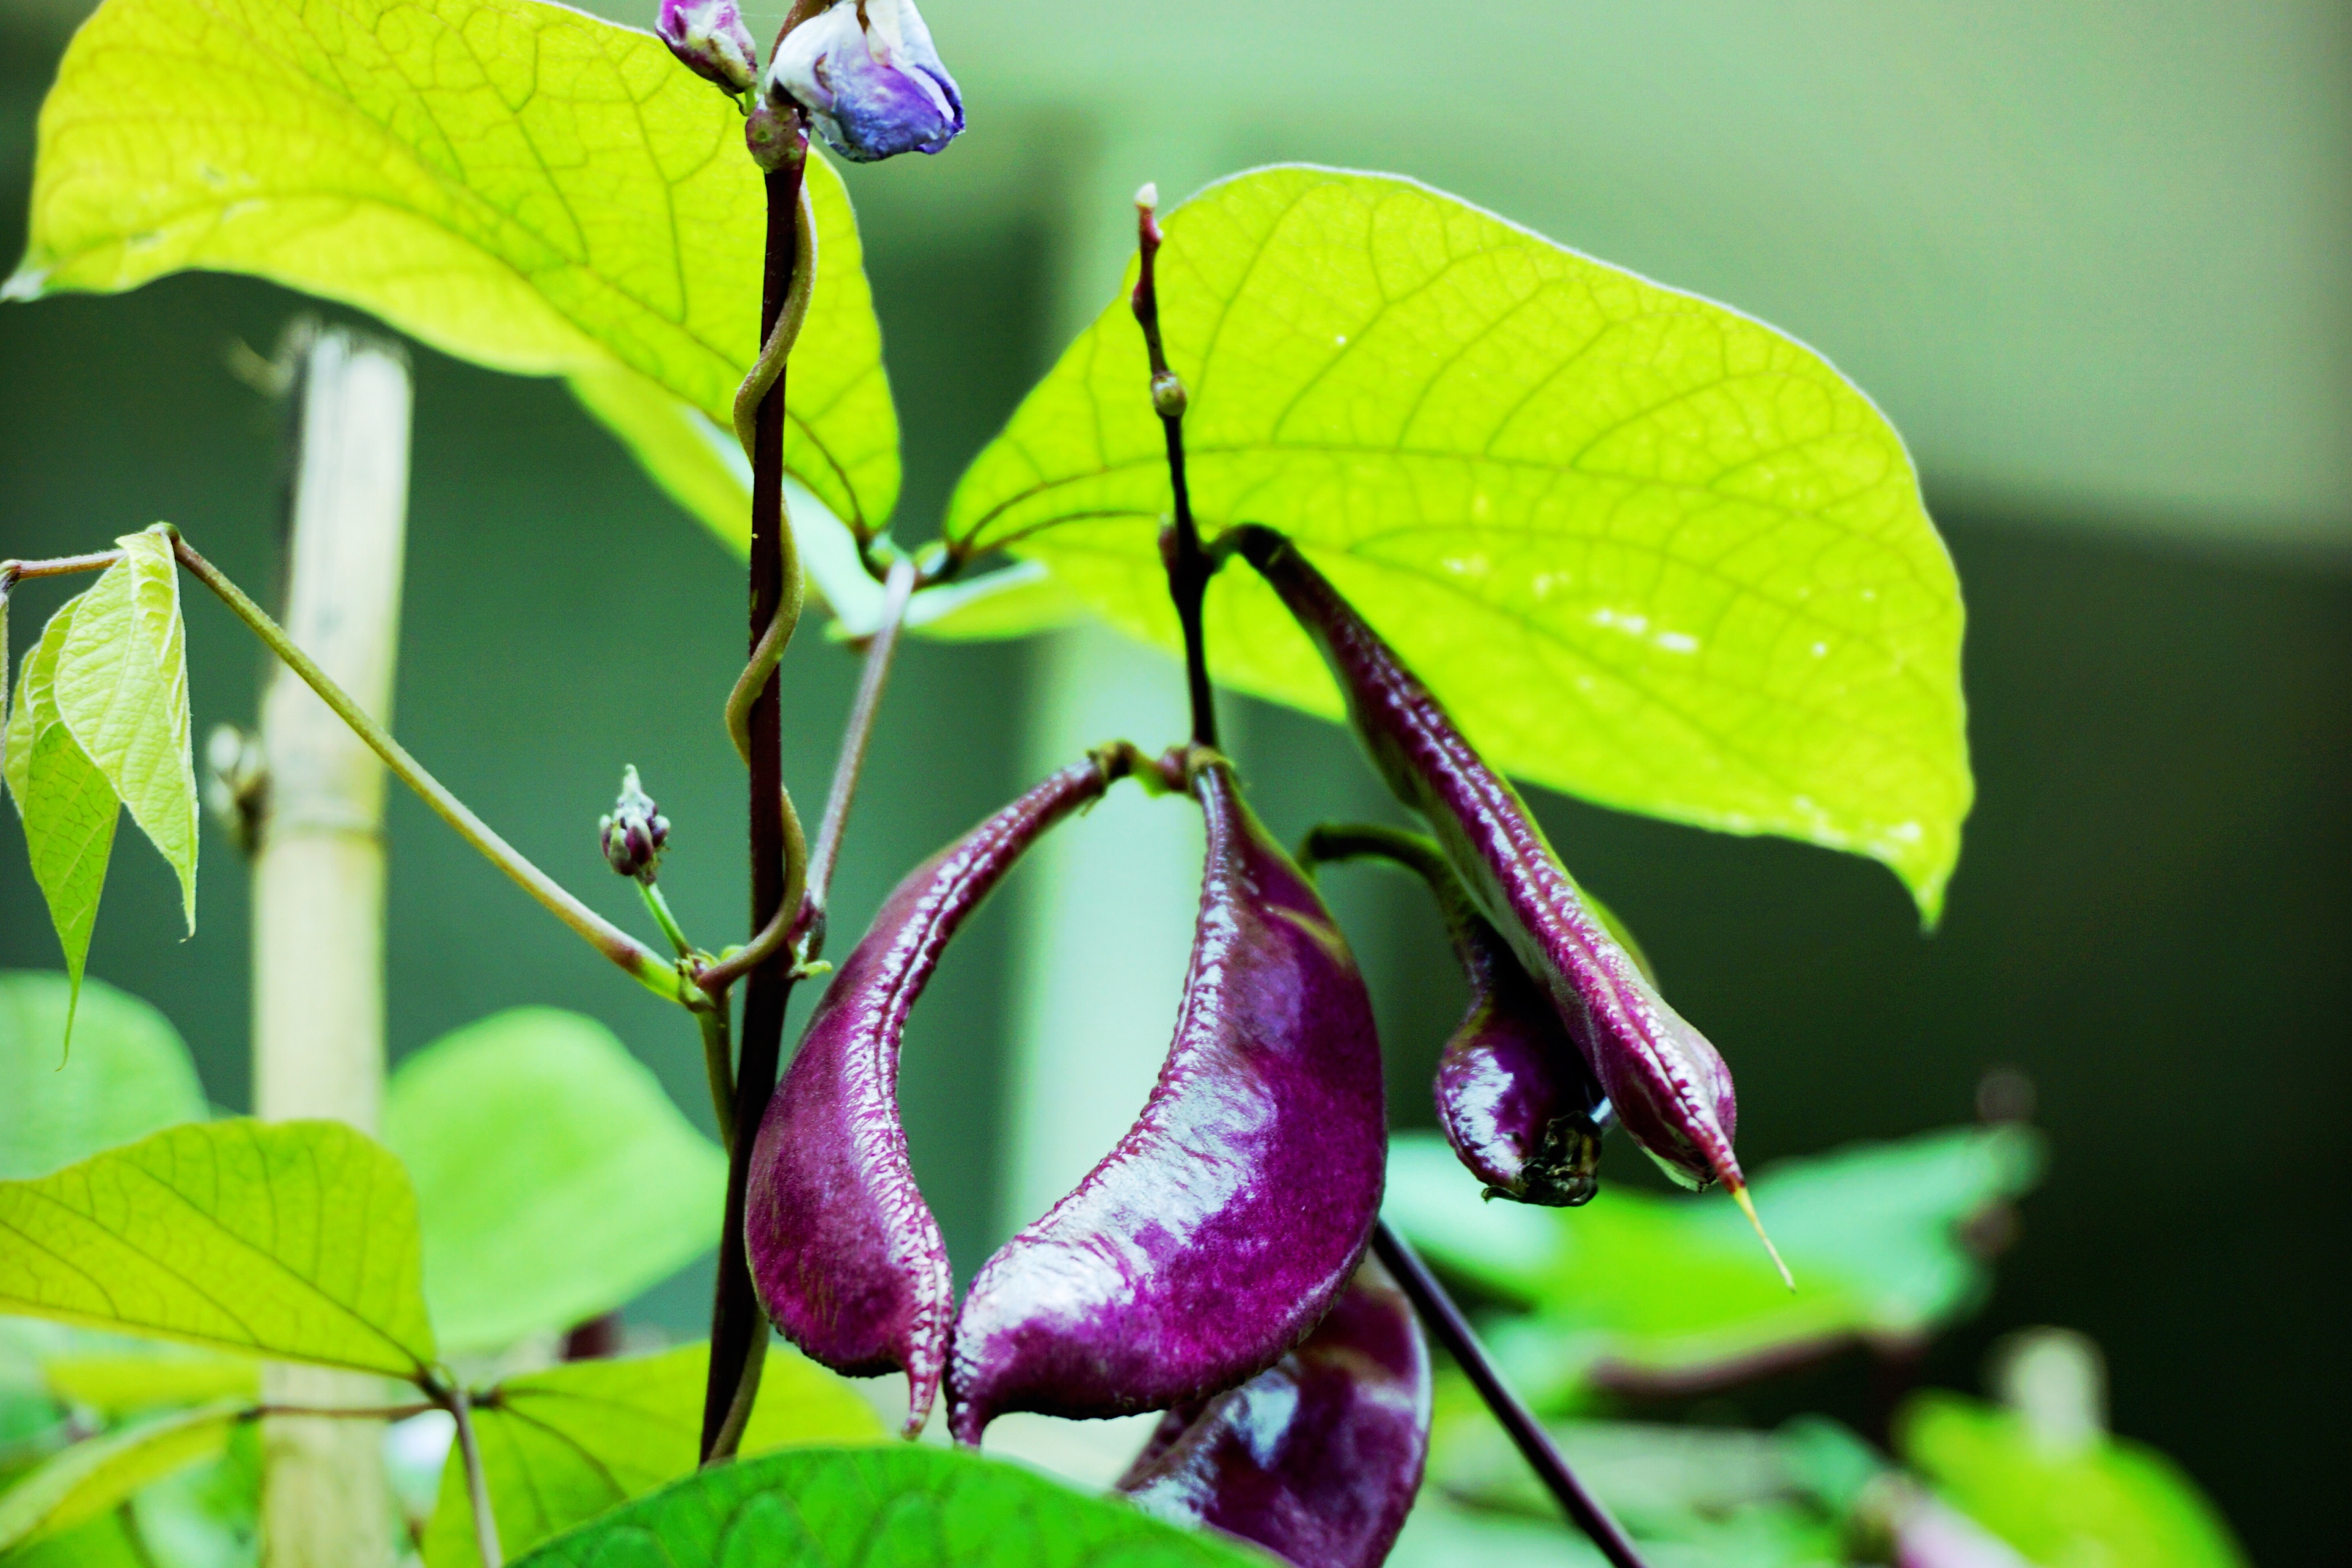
(947, 749), (1387, 1444)
(1230, 527), (1747, 1204)
(747, 748), (1147, 1436)
(1116, 1257), (1431, 1568)
(1303, 823), (1612, 1206)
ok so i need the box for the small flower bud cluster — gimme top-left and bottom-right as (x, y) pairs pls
(599, 765), (669, 883)
(656, 0), (963, 166)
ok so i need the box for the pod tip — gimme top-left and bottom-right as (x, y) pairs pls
(1731, 1183), (1794, 1291)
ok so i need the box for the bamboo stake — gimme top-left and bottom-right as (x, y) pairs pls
(250, 324), (412, 1568)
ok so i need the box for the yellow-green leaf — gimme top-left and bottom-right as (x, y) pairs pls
(384, 1008), (728, 1355)
(947, 166), (1971, 917)
(11, 0), (897, 536)
(0, 1401), (241, 1552)
(52, 530), (196, 932)
(4, 599), (119, 1028)
(420, 1341), (884, 1567)
(0, 1120), (436, 1380)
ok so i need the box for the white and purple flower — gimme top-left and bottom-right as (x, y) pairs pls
(767, 0), (964, 163)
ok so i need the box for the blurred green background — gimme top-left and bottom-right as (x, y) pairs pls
(1, 0), (2345, 1559)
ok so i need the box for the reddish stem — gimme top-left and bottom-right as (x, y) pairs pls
(702, 141), (810, 1462)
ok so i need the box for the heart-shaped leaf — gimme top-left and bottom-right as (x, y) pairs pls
(511, 1442), (1274, 1567)
(947, 166), (1971, 917)
(0, 971), (208, 1180)
(51, 530), (196, 932)
(11, 0), (897, 537)
(420, 1340), (884, 1566)
(4, 600), (119, 1028)
(0, 1120), (436, 1380)
(384, 1008), (727, 1354)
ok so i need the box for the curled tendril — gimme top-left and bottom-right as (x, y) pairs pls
(701, 172), (819, 1000)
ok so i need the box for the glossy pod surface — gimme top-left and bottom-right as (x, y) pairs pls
(1424, 880), (1612, 1207)
(1237, 528), (1741, 1193)
(747, 759), (1119, 1434)
(1118, 1258), (1432, 1568)
(1309, 825), (1609, 1206)
(948, 757), (1386, 1443)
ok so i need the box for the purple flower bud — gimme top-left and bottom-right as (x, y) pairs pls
(766, 0), (963, 163)
(1117, 1259), (1432, 1568)
(597, 765), (669, 882)
(656, 0), (759, 98)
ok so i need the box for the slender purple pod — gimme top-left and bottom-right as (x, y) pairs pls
(947, 751), (1387, 1444)
(1117, 1257), (1431, 1568)
(1230, 527), (1752, 1210)
(1304, 823), (1612, 1206)
(746, 749), (1143, 1436)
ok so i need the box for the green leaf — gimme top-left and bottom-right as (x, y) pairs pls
(947, 166), (1971, 917)
(12, 0), (898, 537)
(420, 1341), (883, 1567)
(0, 1402), (240, 1553)
(511, 1442), (1274, 1568)
(4, 598), (120, 1028)
(1384, 1125), (2041, 1402)
(1899, 1392), (2248, 1568)
(384, 1008), (727, 1354)
(0, 1120), (436, 1380)
(0, 971), (208, 1180)
(51, 530), (196, 932)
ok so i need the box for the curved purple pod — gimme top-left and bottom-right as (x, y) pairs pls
(1304, 822), (1609, 1206)
(1232, 526), (1744, 1201)
(747, 752), (1138, 1436)
(948, 753), (1387, 1444)
(1117, 1257), (1431, 1568)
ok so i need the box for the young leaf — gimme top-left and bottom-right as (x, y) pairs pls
(12, 0), (899, 537)
(420, 1340), (883, 1567)
(947, 166), (1971, 918)
(4, 600), (119, 1029)
(510, 1443), (1275, 1567)
(0, 971), (208, 1180)
(384, 1008), (727, 1353)
(52, 530), (197, 932)
(0, 1120), (436, 1380)
(0, 1401), (240, 1553)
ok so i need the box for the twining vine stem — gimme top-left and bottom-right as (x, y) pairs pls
(1130, 189), (1218, 751)
(702, 113), (812, 1464)
(1372, 1223), (1652, 1568)
(166, 534), (682, 1004)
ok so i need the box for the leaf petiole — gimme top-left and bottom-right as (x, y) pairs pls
(166, 532), (684, 1007)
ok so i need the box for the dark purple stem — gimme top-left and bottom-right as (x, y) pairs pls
(702, 147), (809, 1463)
(1371, 1222), (1651, 1568)
(1131, 195), (1216, 749)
